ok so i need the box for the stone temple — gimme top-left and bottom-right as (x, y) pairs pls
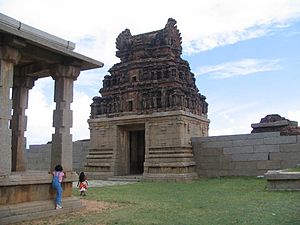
(85, 18), (209, 181)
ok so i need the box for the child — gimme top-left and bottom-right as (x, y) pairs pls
(77, 172), (88, 196)
(52, 164), (65, 209)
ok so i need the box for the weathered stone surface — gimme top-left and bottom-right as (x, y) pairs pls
(251, 114), (300, 135)
(0, 197), (84, 225)
(265, 170), (300, 191)
(0, 13), (102, 224)
(192, 131), (300, 177)
(87, 19), (209, 181)
(26, 140), (90, 173)
(90, 18), (208, 119)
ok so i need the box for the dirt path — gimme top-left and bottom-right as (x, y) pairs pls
(15, 199), (117, 225)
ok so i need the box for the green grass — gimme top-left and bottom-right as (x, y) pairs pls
(285, 167), (300, 172)
(26, 177), (300, 225)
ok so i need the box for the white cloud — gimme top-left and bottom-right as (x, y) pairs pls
(196, 58), (282, 79)
(71, 91), (93, 141)
(26, 80), (94, 146)
(26, 78), (55, 146)
(2, 0), (300, 145)
(208, 101), (261, 136)
(1, 0), (300, 66)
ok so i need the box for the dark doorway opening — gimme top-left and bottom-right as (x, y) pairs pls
(129, 130), (145, 174)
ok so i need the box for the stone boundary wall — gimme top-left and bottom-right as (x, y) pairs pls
(191, 132), (300, 177)
(26, 132), (300, 178)
(26, 139), (90, 173)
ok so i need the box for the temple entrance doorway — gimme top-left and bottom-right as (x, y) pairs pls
(129, 130), (145, 174)
(117, 124), (145, 176)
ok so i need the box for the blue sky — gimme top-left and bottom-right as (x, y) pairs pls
(1, 0), (299, 146)
(186, 21), (300, 135)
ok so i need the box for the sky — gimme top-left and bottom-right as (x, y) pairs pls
(1, 0), (300, 147)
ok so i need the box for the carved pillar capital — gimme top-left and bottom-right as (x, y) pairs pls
(13, 75), (37, 89)
(50, 64), (80, 81)
(0, 46), (21, 64)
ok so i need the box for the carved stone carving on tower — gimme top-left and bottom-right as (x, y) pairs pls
(91, 18), (208, 119)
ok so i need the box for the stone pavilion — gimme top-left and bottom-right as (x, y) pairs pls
(86, 18), (209, 181)
(0, 13), (103, 224)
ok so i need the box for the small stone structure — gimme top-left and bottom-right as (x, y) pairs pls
(0, 13), (103, 224)
(86, 18), (209, 181)
(264, 169), (300, 191)
(251, 114), (300, 135)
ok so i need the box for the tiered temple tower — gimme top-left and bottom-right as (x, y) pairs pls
(86, 18), (209, 181)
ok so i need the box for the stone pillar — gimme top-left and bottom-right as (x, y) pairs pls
(50, 65), (80, 172)
(11, 75), (36, 171)
(0, 46), (20, 175)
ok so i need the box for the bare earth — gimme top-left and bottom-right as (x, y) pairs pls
(15, 199), (116, 225)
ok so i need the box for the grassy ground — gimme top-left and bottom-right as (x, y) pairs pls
(20, 177), (300, 225)
(285, 167), (300, 172)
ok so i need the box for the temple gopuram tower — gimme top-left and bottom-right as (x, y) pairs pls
(86, 18), (209, 181)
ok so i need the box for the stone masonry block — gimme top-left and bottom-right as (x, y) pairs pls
(232, 139), (263, 147)
(280, 160), (300, 169)
(223, 146), (253, 155)
(196, 156), (220, 163)
(270, 152), (300, 161)
(198, 162), (220, 170)
(279, 143), (300, 152)
(254, 145), (280, 153)
(199, 170), (221, 178)
(201, 140), (232, 148)
(247, 132), (280, 139)
(198, 148), (223, 156)
(191, 142), (201, 149)
(256, 161), (281, 170)
(191, 136), (219, 143)
(234, 161), (257, 170)
(232, 153), (268, 161)
(264, 136), (297, 145)
(220, 161), (236, 170)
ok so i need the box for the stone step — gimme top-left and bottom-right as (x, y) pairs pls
(144, 161), (196, 167)
(88, 151), (113, 155)
(147, 153), (194, 159)
(0, 197), (83, 225)
(149, 150), (193, 154)
(85, 172), (114, 180)
(86, 154), (113, 159)
(146, 157), (195, 163)
(107, 175), (142, 182)
(88, 148), (113, 153)
(85, 162), (111, 167)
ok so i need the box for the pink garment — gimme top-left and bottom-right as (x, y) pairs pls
(53, 171), (65, 182)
